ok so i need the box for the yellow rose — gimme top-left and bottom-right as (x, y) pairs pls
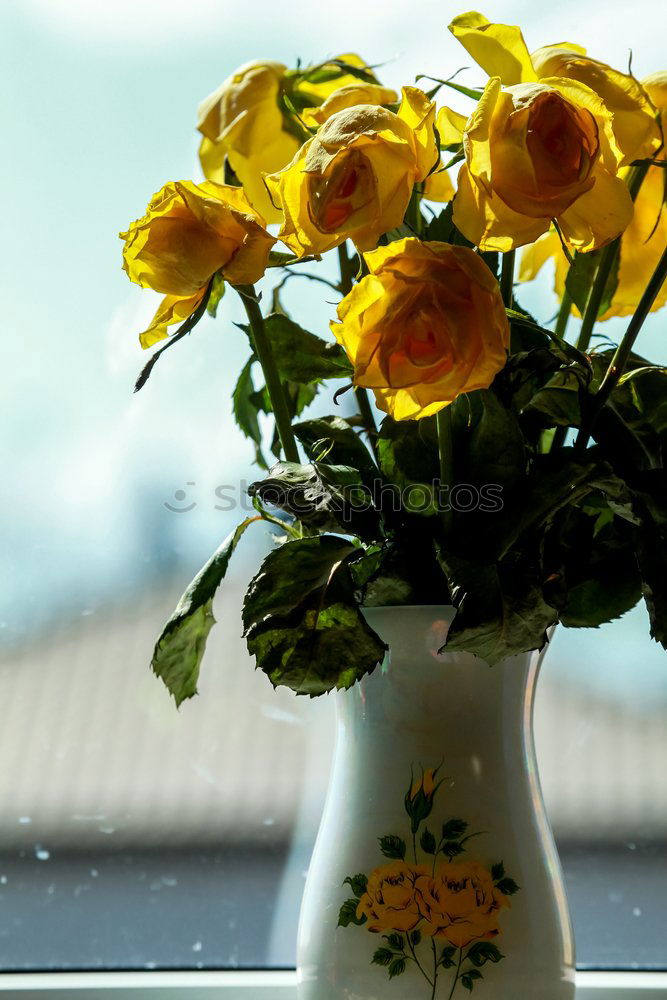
(449, 13), (660, 164)
(197, 56), (376, 222)
(120, 180), (275, 348)
(356, 862), (426, 933)
(415, 861), (510, 949)
(331, 237), (510, 420)
(520, 72), (667, 320)
(452, 76), (634, 253)
(302, 82), (398, 127)
(266, 87), (438, 257)
(447, 12), (661, 252)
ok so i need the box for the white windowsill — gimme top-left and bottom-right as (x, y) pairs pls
(0, 971), (666, 998)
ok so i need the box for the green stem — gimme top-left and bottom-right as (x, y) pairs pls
(337, 242), (378, 442)
(576, 243), (667, 452)
(447, 949), (464, 1000)
(549, 425), (568, 452)
(236, 284), (300, 464)
(437, 407), (454, 534)
(406, 936), (434, 988)
(554, 287), (572, 340)
(337, 241), (356, 294)
(500, 250), (515, 309)
(431, 939), (439, 1000)
(405, 184), (424, 236)
(575, 162), (650, 355)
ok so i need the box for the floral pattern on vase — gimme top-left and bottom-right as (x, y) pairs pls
(338, 764), (519, 997)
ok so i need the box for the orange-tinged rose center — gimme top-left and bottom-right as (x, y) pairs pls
(526, 93), (598, 190)
(308, 150), (375, 234)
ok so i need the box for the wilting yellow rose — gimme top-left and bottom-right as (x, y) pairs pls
(356, 862), (426, 933)
(447, 12), (661, 252)
(266, 88), (438, 256)
(302, 82), (398, 126)
(331, 238), (510, 420)
(120, 180), (275, 348)
(520, 73), (667, 320)
(197, 56), (376, 222)
(449, 13), (660, 164)
(415, 861), (509, 949)
(452, 76), (634, 253)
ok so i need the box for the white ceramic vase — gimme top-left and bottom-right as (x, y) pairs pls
(297, 606), (575, 1000)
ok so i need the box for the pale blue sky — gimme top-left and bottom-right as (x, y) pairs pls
(1, 0), (666, 700)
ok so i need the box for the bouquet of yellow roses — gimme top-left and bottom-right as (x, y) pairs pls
(119, 13), (667, 704)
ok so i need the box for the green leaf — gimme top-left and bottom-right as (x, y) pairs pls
(242, 536), (387, 696)
(439, 945), (457, 968)
(388, 958), (407, 979)
(491, 861), (505, 881)
(337, 898), (366, 927)
(411, 930), (422, 946)
(232, 357), (267, 469)
(496, 877), (520, 895)
(565, 246), (620, 317)
(294, 415), (378, 484)
(443, 841), (465, 858)
(442, 819), (468, 840)
(629, 472), (667, 647)
(491, 453), (615, 560)
(562, 543), (641, 628)
(461, 969), (483, 991)
(452, 389), (526, 496)
(343, 874), (368, 898)
(420, 828), (437, 855)
(264, 313), (353, 384)
(151, 518), (258, 706)
(467, 942), (504, 967)
(524, 371), (583, 427)
(588, 350), (664, 471)
(249, 460), (379, 539)
(424, 203), (455, 242)
(379, 835), (407, 860)
(300, 58), (378, 87)
(372, 947), (394, 967)
(441, 549), (558, 665)
(377, 416), (440, 516)
(206, 271), (226, 317)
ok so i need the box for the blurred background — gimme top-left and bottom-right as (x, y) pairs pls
(1, 0), (666, 974)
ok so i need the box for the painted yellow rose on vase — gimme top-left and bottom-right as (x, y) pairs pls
(197, 55), (376, 222)
(415, 861), (510, 949)
(331, 238), (510, 420)
(447, 12), (661, 253)
(520, 72), (667, 320)
(356, 862), (426, 933)
(120, 180), (275, 348)
(266, 88), (438, 257)
(340, 765), (518, 996)
(410, 767), (438, 801)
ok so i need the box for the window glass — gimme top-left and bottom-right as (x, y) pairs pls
(1, 0), (665, 973)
